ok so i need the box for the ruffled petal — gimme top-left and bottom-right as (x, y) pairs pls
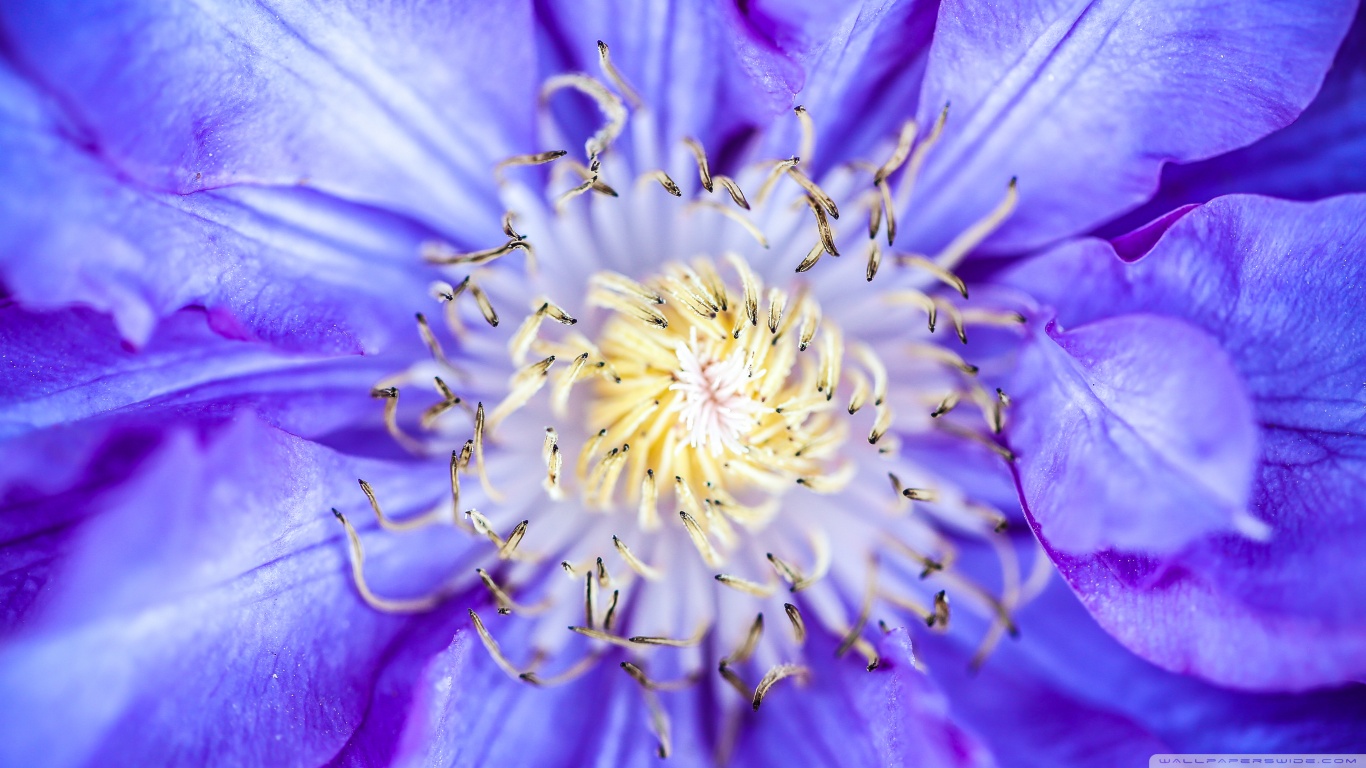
(904, 0), (1356, 253)
(532, 0), (801, 165)
(1007, 313), (1261, 554)
(918, 568), (1366, 766)
(1110, 6), (1366, 232)
(732, 628), (991, 768)
(0, 415), (459, 768)
(0, 0), (537, 233)
(0, 66), (436, 350)
(0, 303), (416, 454)
(1001, 194), (1366, 690)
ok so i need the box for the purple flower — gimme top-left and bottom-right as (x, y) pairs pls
(1, 1), (1364, 766)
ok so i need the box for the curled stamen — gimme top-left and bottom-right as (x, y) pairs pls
(620, 664), (674, 758)
(960, 308), (1028, 328)
(794, 105), (816, 165)
(754, 157), (799, 207)
(621, 662), (696, 692)
(473, 403), (505, 501)
(714, 573), (776, 597)
(937, 177), (1019, 271)
(519, 654), (601, 687)
(569, 625), (637, 648)
(488, 355), (555, 428)
(691, 201), (770, 249)
(422, 238), (530, 267)
(468, 282), (500, 327)
(928, 301), (965, 346)
(906, 343), (978, 374)
(718, 662), (751, 700)
(900, 255), (969, 298)
(865, 242), (882, 282)
(805, 195), (840, 257)
(629, 623), (709, 647)
(596, 40), (642, 107)
(787, 164), (839, 220)
(723, 613), (765, 666)
(931, 392), (961, 418)
(837, 555), (879, 657)
(497, 520), (530, 560)
(751, 665), (810, 711)
(638, 468), (660, 530)
(868, 402), (894, 445)
(332, 508), (444, 613)
(613, 534), (663, 580)
(647, 170), (682, 197)
(476, 567), (548, 615)
(714, 175), (750, 209)
(683, 137), (714, 192)
(542, 74), (627, 157)
(495, 149), (568, 181)
(901, 487), (940, 502)
(469, 608), (526, 680)
(372, 387), (425, 454)
(876, 178), (898, 245)
(767, 552), (804, 588)
(784, 603), (807, 645)
(414, 312), (451, 367)
(930, 589), (951, 629)
(358, 478), (442, 532)
(795, 241), (824, 273)
(874, 119), (918, 184)
(886, 288), (938, 332)
(679, 510), (723, 567)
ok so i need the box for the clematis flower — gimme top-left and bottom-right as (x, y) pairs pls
(1, 1), (1364, 767)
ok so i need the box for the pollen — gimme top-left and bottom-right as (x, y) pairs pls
(527, 259), (853, 530)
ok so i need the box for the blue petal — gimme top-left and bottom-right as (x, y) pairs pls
(533, 0), (801, 166)
(918, 568), (1366, 766)
(1007, 313), (1261, 554)
(903, 0), (1355, 254)
(392, 622), (713, 768)
(744, 0), (939, 177)
(1109, 6), (1366, 233)
(0, 65), (437, 351)
(732, 628), (991, 768)
(0, 0), (537, 232)
(0, 304), (415, 451)
(1001, 193), (1366, 690)
(0, 415), (460, 768)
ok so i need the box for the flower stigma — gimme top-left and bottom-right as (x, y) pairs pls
(329, 42), (1049, 761)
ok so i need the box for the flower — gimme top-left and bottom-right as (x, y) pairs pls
(1, 1), (1364, 767)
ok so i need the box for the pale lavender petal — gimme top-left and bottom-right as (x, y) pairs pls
(1001, 194), (1366, 690)
(904, 0), (1355, 254)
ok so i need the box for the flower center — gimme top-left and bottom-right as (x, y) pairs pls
(330, 41), (1043, 760)
(546, 259), (854, 540)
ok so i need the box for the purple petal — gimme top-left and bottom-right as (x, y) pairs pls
(0, 303), (415, 451)
(918, 566), (1366, 766)
(0, 415), (459, 768)
(1109, 6), (1366, 233)
(0, 65), (436, 351)
(392, 623), (706, 768)
(0, 0), (536, 232)
(533, 0), (801, 166)
(904, 0), (1356, 254)
(732, 628), (991, 768)
(744, 0), (939, 176)
(1007, 313), (1261, 554)
(1002, 193), (1366, 690)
